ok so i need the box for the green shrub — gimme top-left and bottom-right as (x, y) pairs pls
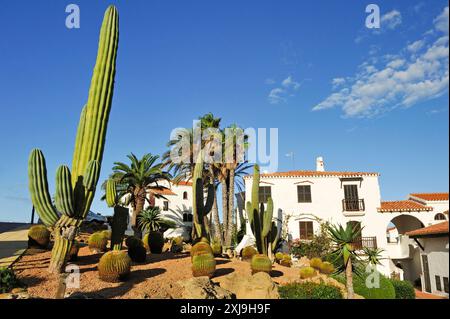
(279, 282), (343, 299)
(0, 267), (20, 293)
(390, 279), (415, 299)
(289, 222), (333, 259)
(334, 271), (396, 299)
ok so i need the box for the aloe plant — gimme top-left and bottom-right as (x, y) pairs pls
(27, 6), (119, 273)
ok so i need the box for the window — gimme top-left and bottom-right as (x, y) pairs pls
(434, 213), (446, 221)
(299, 221), (314, 240)
(163, 201), (169, 211)
(258, 186), (271, 203)
(297, 185), (312, 203)
(443, 277), (449, 293)
(435, 276), (442, 291)
(183, 191), (188, 200)
(183, 212), (193, 222)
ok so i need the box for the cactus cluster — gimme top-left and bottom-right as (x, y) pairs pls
(191, 151), (214, 242)
(246, 165), (279, 257)
(147, 231), (164, 254)
(27, 5), (119, 273)
(88, 232), (108, 253)
(299, 266), (317, 279)
(98, 250), (131, 283)
(192, 253), (216, 278)
(250, 254), (272, 275)
(27, 225), (51, 249)
(241, 246), (257, 261)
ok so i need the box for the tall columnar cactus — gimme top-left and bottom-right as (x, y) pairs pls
(106, 179), (129, 250)
(246, 165), (279, 256)
(27, 6), (119, 273)
(192, 151), (215, 242)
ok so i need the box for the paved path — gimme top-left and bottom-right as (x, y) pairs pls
(415, 289), (448, 299)
(0, 224), (30, 268)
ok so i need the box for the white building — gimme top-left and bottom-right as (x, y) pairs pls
(241, 157), (449, 281)
(126, 180), (193, 240)
(406, 221), (449, 297)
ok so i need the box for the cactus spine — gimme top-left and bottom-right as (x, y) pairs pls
(27, 6), (119, 273)
(106, 179), (129, 250)
(246, 165), (279, 256)
(192, 151), (214, 242)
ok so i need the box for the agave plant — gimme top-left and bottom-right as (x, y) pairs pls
(137, 207), (176, 233)
(363, 247), (385, 266)
(327, 223), (363, 299)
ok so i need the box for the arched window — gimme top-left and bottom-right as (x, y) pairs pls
(183, 191), (188, 200)
(435, 213), (446, 221)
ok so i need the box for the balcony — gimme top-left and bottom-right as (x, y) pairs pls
(342, 199), (365, 212)
(352, 236), (377, 250)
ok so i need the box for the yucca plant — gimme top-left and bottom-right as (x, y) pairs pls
(327, 223), (363, 299)
(138, 207), (176, 233)
(363, 247), (385, 266)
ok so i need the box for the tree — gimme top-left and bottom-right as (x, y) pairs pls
(138, 206), (176, 233)
(108, 153), (171, 237)
(327, 223), (362, 299)
(363, 247), (385, 266)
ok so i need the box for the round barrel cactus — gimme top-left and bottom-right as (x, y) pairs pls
(275, 252), (284, 262)
(299, 266), (317, 279)
(190, 241), (213, 260)
(101, 230), (112, 240)
(98, 250), (131, 282)
(128, 245), (147, 263)
(309, 257), (323, 270)
(147, 231), (164, 254)
(125, 236), (143, 249)
(192, 253), (216, 278)
(319, 261), (335, 274)
(211, 242), (222, 256)
(280, 255), (292, 267)
(28, 224), (51, 249)
(241, 246), (257, 261)
(250, 254), (272, 275)
(88, 232), (108, 253)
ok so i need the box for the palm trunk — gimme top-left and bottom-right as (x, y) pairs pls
(226, 168), (235, 247)
(132, 187), (146, 239)
(221, 179), (229, 246)
(209, 167), (222, 244)
(48, 226), (77, 273)
(345, 260), (354, 299)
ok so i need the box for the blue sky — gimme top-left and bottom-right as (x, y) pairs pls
(0, 0), (448, 222)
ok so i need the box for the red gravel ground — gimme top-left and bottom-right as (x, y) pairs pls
(13, 246), (300, 299)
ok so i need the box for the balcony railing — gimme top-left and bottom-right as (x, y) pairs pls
(352, 236), (377, 250)
(342, 199), (365, 212)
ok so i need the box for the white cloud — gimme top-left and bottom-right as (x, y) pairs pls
(267, 76), (302, 104)
(381, 10), (402, 30)
(265, 78), (275, 85)
(407, 40), (425, 52)
(313, 7), (449, 118)
(434, 6), (449, 34)
(332, 77), (346, 89)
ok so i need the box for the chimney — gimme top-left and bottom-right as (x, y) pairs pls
(316, 156), (324, 172)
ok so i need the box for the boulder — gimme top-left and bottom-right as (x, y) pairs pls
(220, 272), (279, 299)
(177, 276), (234, 299)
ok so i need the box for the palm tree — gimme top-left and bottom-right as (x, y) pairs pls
(327, 223), (362, 299)
(108, 153), (172, 237)
(138, 207), (176, 232)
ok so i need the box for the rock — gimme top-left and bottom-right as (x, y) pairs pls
(220, 272), (279, 299)
(177, 276), (234, 299)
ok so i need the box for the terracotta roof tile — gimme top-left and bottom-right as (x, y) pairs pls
(171, 181), (192, 186)
(377, 200), (433, 212)
(406, 221), (449, 237)
(148, 187), (176, 196)
(410, 193), (449, 201)
(244, 170), (378, 179)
